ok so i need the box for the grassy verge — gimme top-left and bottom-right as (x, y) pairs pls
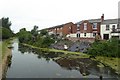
(0, 38), (13, 60)
(93, 56), (120, 75)
(22, 43), (90, 58)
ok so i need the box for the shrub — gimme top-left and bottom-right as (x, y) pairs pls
(87, 38), (120, 57)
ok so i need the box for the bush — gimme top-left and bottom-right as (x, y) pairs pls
(1, 27), (13, 39)
(87, 38), (120, 57)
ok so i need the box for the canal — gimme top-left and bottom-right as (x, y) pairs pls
(5, 39), (120, 79)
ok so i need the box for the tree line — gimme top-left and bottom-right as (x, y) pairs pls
(17, 25), (55, 48)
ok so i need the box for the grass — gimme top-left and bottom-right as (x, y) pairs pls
(22, 43), (90, 58)
(93, 56), (120, 75)
(0, 38), (13, 60)
(22, 43), (120, 75)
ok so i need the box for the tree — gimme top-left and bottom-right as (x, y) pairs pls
(18, 28), (32, 43)
(2, 17), (12, 29)
(1, 27), (13, 39)
(1, 17), (13, 39)
(31, 25), (39, 37)
(40, 29), (48, 36)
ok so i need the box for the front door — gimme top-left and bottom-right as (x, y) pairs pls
(103, 34), (109, 40)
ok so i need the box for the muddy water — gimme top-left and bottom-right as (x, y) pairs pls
(5, 40), (120, 79)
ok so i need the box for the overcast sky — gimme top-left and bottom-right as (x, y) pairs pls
(0, 0), (120, 33)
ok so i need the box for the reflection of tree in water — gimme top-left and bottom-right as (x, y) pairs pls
(18, 44), (64, 60)
(18, 43), (33, 54)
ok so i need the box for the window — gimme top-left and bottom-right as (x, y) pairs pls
(77, 34), (80, 38)
(106, 25), (109, 30)
(93, 33), (96, 37)
(112, 25), (115, 29)
(77, 24), (80, 27)
(77, 24), (80, 30)
(117, 24), (120, 29)
(93, 23), (97, 29)
(112, 25), (116, 32)
(69, 26), (71, 29)
(84, 33), (86, 37)
(84, 23), (87, 30)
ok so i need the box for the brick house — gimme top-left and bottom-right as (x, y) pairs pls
(47, 22), (77, 36)
(66, 14), (104, 41)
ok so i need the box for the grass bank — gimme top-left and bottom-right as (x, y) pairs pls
(93, 56), (120, 75)
(22, 43), (90, 58)
(0, 38), (13, 59)
(0, 38), (13, 79)
(22, 43), (120, 75)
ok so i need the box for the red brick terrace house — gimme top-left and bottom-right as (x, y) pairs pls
(47, 22), (77, 37)
(46, 14), (104, 42)
(67, 14), (104, 42)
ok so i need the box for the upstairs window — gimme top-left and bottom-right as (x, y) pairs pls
(93, 23), (97, 29)
(77, 24), (80, 30)
(84, 23), (87, 30)
(77, 24), (80, 27)
(117, 24), (120, 29)
(112, 25), (116, 32)
(106, 25), (109, 30)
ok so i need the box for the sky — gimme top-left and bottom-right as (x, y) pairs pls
(0, 0), (120, 33)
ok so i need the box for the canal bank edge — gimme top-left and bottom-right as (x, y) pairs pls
(0, 40), (12, 79)
(22, 43), (90, 58)
(22, 43), (120, 76)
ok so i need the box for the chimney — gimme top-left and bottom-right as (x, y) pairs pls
(101, 14), (104, 22)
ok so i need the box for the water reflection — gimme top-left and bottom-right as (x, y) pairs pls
(17, 43), (120, 78)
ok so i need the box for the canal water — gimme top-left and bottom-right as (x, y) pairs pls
(5, 39), (120, 79)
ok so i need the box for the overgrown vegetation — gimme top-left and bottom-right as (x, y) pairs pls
(87, 38), (120, 57)
(17, 26), (55, 48)
(0, 17), (13, 39)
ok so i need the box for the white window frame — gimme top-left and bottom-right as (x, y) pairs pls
(106, 25), (109, 30)
(84, 33), (86, 37)
(93, 23), (97, 29)
(77, 33), (80, 38)
(84, 23), (87, 30)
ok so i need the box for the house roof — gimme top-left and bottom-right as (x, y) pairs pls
(46, 22), (73, 30)
(101, 19), (118, 24)
(76, 18), (101, 25)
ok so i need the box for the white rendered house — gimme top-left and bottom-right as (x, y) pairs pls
(101, 19), (120, 40)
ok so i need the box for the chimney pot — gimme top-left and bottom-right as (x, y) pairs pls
(101, 14), (104, 22)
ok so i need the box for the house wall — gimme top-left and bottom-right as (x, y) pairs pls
(62, 22), (75, 35)
(101, 24), (118, 39)
(66, 33), (96, 38)
(79, 20), (93, 33)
